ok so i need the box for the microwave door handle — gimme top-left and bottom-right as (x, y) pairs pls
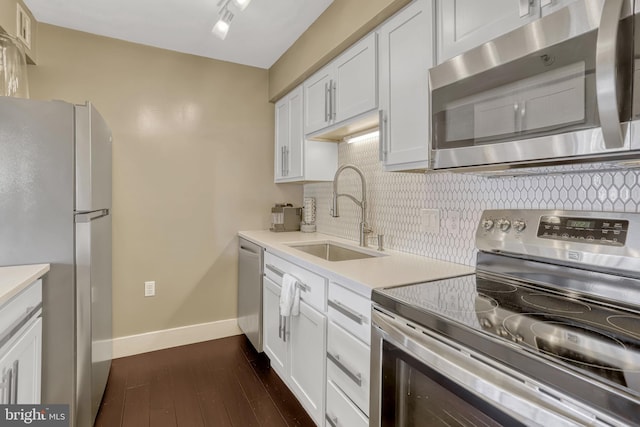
(595, 0), (625, 149)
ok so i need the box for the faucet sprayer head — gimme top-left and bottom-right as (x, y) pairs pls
(330, 193), (340, 217)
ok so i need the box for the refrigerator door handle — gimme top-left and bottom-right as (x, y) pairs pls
(75, 209), (109, 223)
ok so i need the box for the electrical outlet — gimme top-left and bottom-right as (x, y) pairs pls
(445, 210), (460, 235)
(420, 209), (440, 234)
(144, 281), (156, 297)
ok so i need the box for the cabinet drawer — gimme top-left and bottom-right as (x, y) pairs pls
(0, 279), (42, 341)
(327, 321), (370, 415)
(326, 380), (368, 427)
(264, 252), (327, 312)
(328, 282), (370, 344)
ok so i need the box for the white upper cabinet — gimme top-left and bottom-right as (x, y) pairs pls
(304, 33), (378, 136)
(378, 0), (434, 171)
(274, 86), (337, 183)
(436, 0), (541, 63)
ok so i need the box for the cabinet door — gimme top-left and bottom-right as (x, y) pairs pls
(0, 318), (42, 404)
(275, 87), (304, 182)
(288, 300), (326, 425)
(379, 0), (433, 170)
(437, 0), (540, 63)
(263, 278), (286, 377)
(304, 67), (332, 134)
(274, 97), (289, 181)
(334, 33), (378, 124)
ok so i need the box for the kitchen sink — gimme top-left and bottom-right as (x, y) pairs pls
(287, 242), (384, 262)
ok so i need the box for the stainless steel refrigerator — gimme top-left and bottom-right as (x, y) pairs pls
(0, 97), (112, 427)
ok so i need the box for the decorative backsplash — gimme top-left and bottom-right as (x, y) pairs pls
(304, 134), (640, 266)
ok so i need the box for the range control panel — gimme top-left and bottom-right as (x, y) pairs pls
(537, 215), (628, 246)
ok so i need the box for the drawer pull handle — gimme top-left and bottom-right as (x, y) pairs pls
(327, 352), (362, 387)
(328, 300), (365, 325)
(265, 264), (310, 292)
(325, 414), (339, 427)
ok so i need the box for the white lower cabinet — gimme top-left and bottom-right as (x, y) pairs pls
(262, 251), (372, 427)
(0, 318), (42, 404)
(325, 380), (368, 427)
(262, 253), (327, 425)
(0, 278), (43, 405)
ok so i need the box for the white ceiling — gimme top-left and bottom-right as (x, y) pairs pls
(23, 0), (334, 69)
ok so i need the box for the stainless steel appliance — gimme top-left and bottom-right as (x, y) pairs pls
(429, 0), (640, 171)
(372, 209), (640, 426)
(270, 203), (301, 232)
(0, 97), (112, 427)
(237, 237), (263, 352)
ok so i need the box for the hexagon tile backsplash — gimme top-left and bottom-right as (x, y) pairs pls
(303, 134), (640, 267)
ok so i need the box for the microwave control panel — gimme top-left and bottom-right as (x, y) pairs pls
(537, 216), (628, 246)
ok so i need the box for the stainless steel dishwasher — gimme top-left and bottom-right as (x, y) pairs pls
(237, 237), (264, 352)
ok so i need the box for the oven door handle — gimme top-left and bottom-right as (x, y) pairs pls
(595, 0), (625, 150)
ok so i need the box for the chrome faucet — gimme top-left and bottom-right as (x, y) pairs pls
(330, 164), (372, 247)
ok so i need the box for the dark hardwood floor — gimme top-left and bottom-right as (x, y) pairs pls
(94, 335), (316, 427)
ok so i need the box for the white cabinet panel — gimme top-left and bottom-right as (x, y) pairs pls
(289, 301), (326, 425)
(263, 278), (287, 377)
(326, 380), (368, 427)
(328, 282), (371, 345)
(327, 321), (370, 416)
(304, 67), (333, 134)
(0, 318), (42, 404)
(333, 33), (378, 124)
(378, 0), (433, 171)
(437, 0), (540, 63)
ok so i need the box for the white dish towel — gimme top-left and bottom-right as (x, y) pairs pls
(280, 273), (301, 317)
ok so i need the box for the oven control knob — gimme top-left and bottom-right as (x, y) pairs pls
(514, 334), (524, 343)
(497, 219), (511, 232)
(482, 219), (495, 231)
(480, 318), (492, 329)
(513, 220), (527, 232)
(497, 327), (509, 337)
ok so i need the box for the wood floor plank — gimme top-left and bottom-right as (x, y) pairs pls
(149, 367), (178, 427)
(121, 384), (150, 427)
(209, 365), (261, 427)
(169, 362), (206, 427)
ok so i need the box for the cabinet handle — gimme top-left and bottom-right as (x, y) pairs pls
(325, 82), (330, 122)
(10, 360), (18, 404)
(331, 80), (337, 120)
(285, 146), (289, 176)
(519, 0), (533, 17)
(325, 414), (339, 427)
(278, 314), (283, 339)
(265, 264), (310, 292)
(378, 110), (388, 162)
(283, 316), (287, 343)
(327, 352), (362, 387)
(328, 300), (365, 325)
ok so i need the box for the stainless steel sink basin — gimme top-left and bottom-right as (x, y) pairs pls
(287, 242), (382, 262)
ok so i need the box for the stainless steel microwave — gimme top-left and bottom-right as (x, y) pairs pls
(429, 0), (640, 171)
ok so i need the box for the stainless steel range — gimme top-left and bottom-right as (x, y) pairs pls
(371, 209), (640, 426)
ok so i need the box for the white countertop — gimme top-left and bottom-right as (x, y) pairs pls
(239, 230), (474, 297)
(0, 264), (50, 306)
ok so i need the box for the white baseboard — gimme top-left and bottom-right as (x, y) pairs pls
(112, 318), (242, 358)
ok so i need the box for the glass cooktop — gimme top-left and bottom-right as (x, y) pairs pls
(374, 273), (640, 395)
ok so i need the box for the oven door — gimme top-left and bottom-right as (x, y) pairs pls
(429, 0), (634, 171)
(370, 308), (620, 427)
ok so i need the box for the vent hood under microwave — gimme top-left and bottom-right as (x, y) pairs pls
(428, 0), (640, 172)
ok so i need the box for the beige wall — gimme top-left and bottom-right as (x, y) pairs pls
(28, 24), (302, 338)
(268, 0), (410, 101)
